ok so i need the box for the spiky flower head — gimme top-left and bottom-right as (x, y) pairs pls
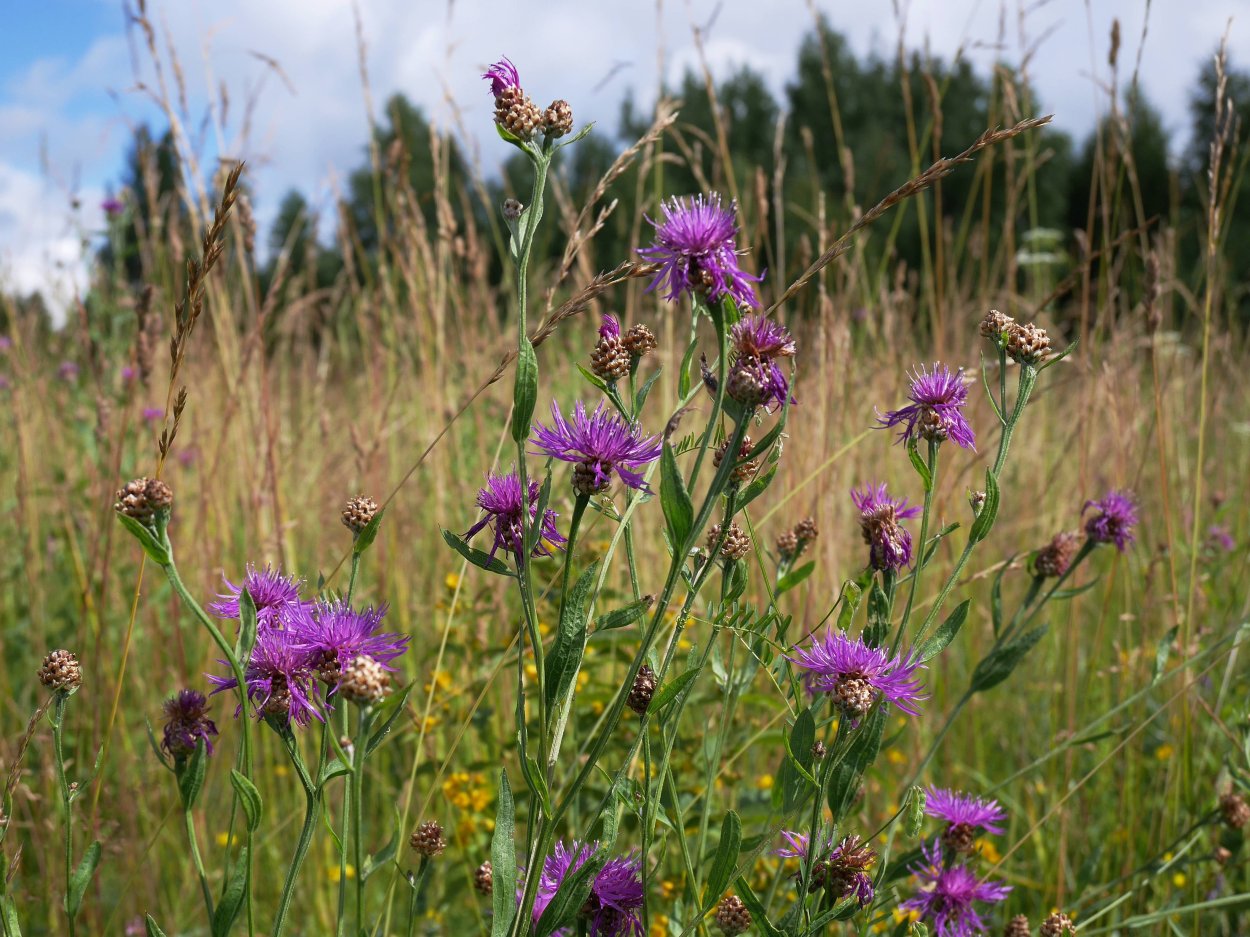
(527, 841), (644, 937)
(623, 324), (658, 358)
(208, 628), (324, 728)
(725, 315), (796, 411)
(289, 600), (408, 686)
(774, 831), (876, 905)
(39, 649), (82, 693)
(1006, 322), (1051, 365)
(466, 470), (566, 560)
(341, 495), (379, 535)
(877, 363), (976, 450)
(531, 401), (662, 496)
(714, 895), (752, 936)
(638, 194), (762, 308)
(788, 631), (926, 719)
(542, 99), (574, 137)
(627, 664), (658, 715)
(1082, 490), (1137, 552)
(1034, 531), (1080, 578)
(114, 476), (173, 526)
(482, 57), (521, 98)
(161, 689), (218, 759)
(209, 564), (309, 631)
(900, 841), (1011, 937)
(1039, 912), (1076, 936)
(410, 820), (447, 858)
(1220, 791), (1250, 829)
(853, 483), (922, 572)
(925, 786), (1007, 854)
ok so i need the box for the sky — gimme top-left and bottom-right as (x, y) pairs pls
(1, 0), (1246, 319)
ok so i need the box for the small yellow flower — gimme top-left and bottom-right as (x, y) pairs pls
(444, 572), (460, 591)
(328, 864), (356, 882)
(215, 832), (240, 848)
(538, 621), (551, 637)
(659, 879), (678, 899)
(421, 715), (440, 732)
(525, 663), (539, 682)
(1154, 743), (1174, 761)
(886, 749), (907, 766)
(274, 764), (290, 777)
(1172, 872), (1187, 888)
(591, 701), (605, 716)
(650, 913), (670, 937)
(891, 907), (920, 926)
(974, 838), (1001, 864)
(757, 774), (774, 791)
(678, 637), (692, 651)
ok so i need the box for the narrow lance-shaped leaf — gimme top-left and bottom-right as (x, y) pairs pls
(490, 772), (518, 937)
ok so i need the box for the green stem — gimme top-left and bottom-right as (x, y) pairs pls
(52, 697), (75, 937)
(546, 494), (590, 771)
(185, 808), (215, 922)
(686, 301), (728, 494)
(352, 708), (374, 931)
(271, 789), (319, 937)
(897, 440), (939, 641)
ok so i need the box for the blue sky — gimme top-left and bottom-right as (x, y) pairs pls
(2, 0), (1247, 317)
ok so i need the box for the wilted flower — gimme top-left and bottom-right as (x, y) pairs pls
(531, 401), (662, 496)
(725, 315), (795, 410)
(209, 564), (308, 631)
(208, 628), (324, 728)
(924, 786), (1007, 854)
(900, 841), (1011, 937)
(161, 689), (219, 759)
(638, 194), (761, 308)
(787, 631), (926, 719)
(877, 364), (975, 450)
(1083, 490), (1138, 552)
(852, 483), (921, 572)
(466, 470), (565, 559)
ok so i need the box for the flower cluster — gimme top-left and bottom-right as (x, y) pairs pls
(776, 830), (877, 906)
(726, 315), (795, 410)
(466, 471), (566, 560)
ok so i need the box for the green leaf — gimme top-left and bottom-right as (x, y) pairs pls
(863, 580), (890, 647)
(907, 441), (932, 491)
(737, 461), (778, 509)
(659, 442), (693, 550)
(827, 704), (886, 821)
(365, 683), (414, 756)
(576, 363), (611, 395)
(353, 507), (385, 555)
(535, 850), (601, 937)
(490, 772), (518, 937)
(635, 368), (662, 413)
(905, 785), (926, 837)
(177, 738), (208, 810)
(968, 469), (1000, 544)
(836, 580), (863, 632)
(116, 513), (170, 565)
(318, 758), (352, 790)
(777, 562), (815, 595)
(704, 811), (742, 905)
(545, 561), (599, 709)
(732, 877), (783, 937)
(990, 557), (1011, 638)
(211, 845), (248, 937)
(1153, 625), (1179, 684)
(1038, 336), (1078, 370)
(144, 915), (167, 937)
(519, 755), (552, 813)
(678, 333), (699, 398)
(441, 529), (513, 577)
(361, 828), (399, 881)
(65, 840), (101, 919)
(511, 337), (539, 443)
(594, 597), (652, 632)
(782, 709), (818, 812)
(236, 587), (258, 661)
(229, 770), (263, 832)
(1, 895), (21, 937)
(916, 600), (970, 663)
(648, 669), (699, 715)
(969, 624), (1049, 694)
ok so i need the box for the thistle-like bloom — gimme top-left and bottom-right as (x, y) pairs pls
(724, 315), (795, 410)
(527, 841), (644, 937)
(209, 564), (308, 630)
(208, 629), (324, 727)
(289, 600), (409, 685)
(161, 689), (218, 759)
(466, 471), (566, 559)
(852, 483), (922, 572)
(877, 363), (975, 450)
(531, 402), (662, 496)
(775, 831), (876, 905)
(482, 57), (520, 98)
(638, 194), (761, 308)
(925, 787), (1006, 854)
(901, 841), (1011, 937)
(788, 631), (926, 719)
(1082, 490), (1138, 552)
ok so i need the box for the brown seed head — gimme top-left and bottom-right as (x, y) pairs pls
(775, 529), (799, 560)
(622, 324), (658, 358)
(794, 517), (818, 543)
(1003, 915), (1032, 937)
(831, 675), (875, 720)
(338, 656), (391, 705)
(713, 435), (755, 485)
(341, 496), (379, 535)
(39, 649), (82, 693)
(810, 740), (827, 761)
(1220, 791), (1250, 829)
(1006, 321), (1051, 365)
(627, 664), (658, 716)
(541, 99), (574, 137)
(573, 460), (613, 497)
(410, 820), (446, 858)
(980, 309), (1015, 342)
(708, 522), (751, 561)
(496, 87), (542, 140)
(114, 477), (174, 525)
(941, 821), (977, 855)
(714, 895), (752, 937)
(591, 333), (631, 382)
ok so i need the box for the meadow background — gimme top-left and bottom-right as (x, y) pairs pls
(0, 1), (1248, 934)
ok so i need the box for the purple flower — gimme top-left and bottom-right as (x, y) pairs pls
(208, 628), (324, 727)
(925, 787), (1006, 854)
(877, 363), (975, 450)
(102, 196), (125, 217)
(787, 631), (926, 719)
(58, 360), (79, 381)
(483, 57), (521, 98)
(142, 406), (164, 423)
(289, 600), (409, 685)
(209, 564), (309, 631)
(853, 483), (922, 572)
(637, 194), (762, 308)
(900, 841), (1011, 937)
(724, 315), (795, 410)
(1207, 524), (1235, 552)
(531, 402), (662, 496)
(599, 314), (621, 339)
(775, 831), (876, 905)
(121, 365), (136, 382)
(466, 470), (566, 560)
(1082, 490), (1137, 552)
(527, 841), (643, 937)
(0, 336), (12, 352)
(160, 688), (218, 759)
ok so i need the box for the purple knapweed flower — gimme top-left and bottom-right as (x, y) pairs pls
(209, 564), (309, 631)
(466, 470), (566, 559)
(787, 631), (926, 720)
(142, 406), (164, 423)
(1207, 524), (1235, 552)
(531, 401), (662, 496)
(901, 841), (1011, 937)
(102, 196), (125, 217)
(527, 841), (643, 937)
(121, 365), (136, 383)
(208, 628), (324, 727)
(637, 194), (762, 308)
(1082, 489), (1137, 552)
(0, 335), (11, 351)
(483, 57), (521, 98)
(160, 688), (218, 759)
(289, 600), (409, 685)
(58, 360), (79, 381)
(725, 314), (795, 410)
(877, 363), (975, 450)
(599, 314), (621, 340)
(776, 831), (876, 905)
(925, 787), (1006, 854)
(852, 483), (921, 572)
